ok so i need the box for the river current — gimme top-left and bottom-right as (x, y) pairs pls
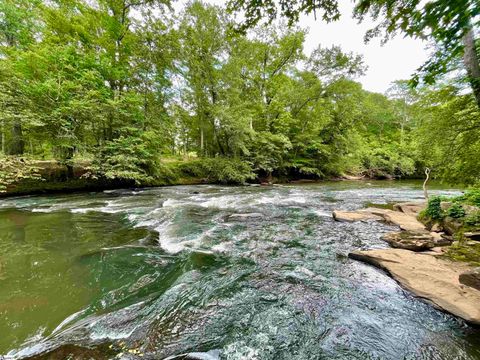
(0, 181), (479, 359)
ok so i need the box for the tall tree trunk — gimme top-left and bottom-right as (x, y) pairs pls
(463, 27), (480, 108)
(1, 120), (5, 154)
(9, 121), (24, 155)
(65, 146), (75, 180)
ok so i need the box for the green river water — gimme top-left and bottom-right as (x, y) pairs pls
(0, 181), (479, 359)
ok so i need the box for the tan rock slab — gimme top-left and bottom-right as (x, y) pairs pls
(365, 208), (427, 233)
(393, 202), (426, 217)
(333, 207), (428, 233)
(382, 231), (434, 251)
(349, 248), (480, 325)
(332, 210), (383, 222)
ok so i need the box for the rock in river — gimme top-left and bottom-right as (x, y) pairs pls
(382, 231), (435, 251)
(333, 207), (427, 233)
(332, 210), (383, 222)
(349, 248), (480, 325)
(393, 202), (426, 217)
(228, 213), (263, 220)
(381, 231), (453, 251)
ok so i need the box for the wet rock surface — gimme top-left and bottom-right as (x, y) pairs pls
(338, 201), (480, 325)
(348, 249), (480, 325)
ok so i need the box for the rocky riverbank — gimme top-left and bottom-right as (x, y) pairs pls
(335, 201), (480, 325)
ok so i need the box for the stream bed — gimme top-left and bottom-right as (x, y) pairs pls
(0, 181), (479, 359)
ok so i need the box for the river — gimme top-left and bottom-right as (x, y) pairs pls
(0, 181), (479, 359)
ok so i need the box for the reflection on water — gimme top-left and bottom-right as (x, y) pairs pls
(0, 181), (479, 359)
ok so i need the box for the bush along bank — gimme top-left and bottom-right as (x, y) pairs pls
(1, 153), (426, 198)
(418, 190), (480, 266)
(0, 156), (260, 197)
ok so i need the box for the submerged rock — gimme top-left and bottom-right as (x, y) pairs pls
(348, 249), (480, 325)
(228, 213), (263, 220)
(459, 268), (480, 291)
(163, 350), (220, 360)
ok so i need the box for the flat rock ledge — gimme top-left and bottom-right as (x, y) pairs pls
(333, 207), (427, 233)
(349, 249), (480, 325)
(382, 231), (453, 251)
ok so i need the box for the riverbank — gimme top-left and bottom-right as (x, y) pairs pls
(337, 201), (480, 325)
(0, 158), (206, 198)
(0, 157), (411, 198)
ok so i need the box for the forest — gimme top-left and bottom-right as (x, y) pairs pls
(0, 0), (479, 190)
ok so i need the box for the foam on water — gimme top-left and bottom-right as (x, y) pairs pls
(1, 181), (479, 359)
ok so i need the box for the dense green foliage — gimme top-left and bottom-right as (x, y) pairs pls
(420, 190), (480, 227)
(447, 203), (466, 219)
(0, 0), (479, 187)
(453, 189), (480, 207)
(423, 196), (444, 221)
(230, 0), (480, 107)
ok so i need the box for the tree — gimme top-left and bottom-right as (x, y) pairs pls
(176, 1), (228, 156)
(228, 0), (480, 108)
(0, 0), (41, 155)
(415, 86), (480, 184)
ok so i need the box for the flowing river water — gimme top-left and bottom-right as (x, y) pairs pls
(0, 181), (479, 359)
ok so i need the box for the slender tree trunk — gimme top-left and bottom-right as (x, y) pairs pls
(200, 128), (204, 155)
(10, 121), (24, 155)
(65, 147), (75, 180)
(463, 27), (480, 108)
(1, 120), (5, 154)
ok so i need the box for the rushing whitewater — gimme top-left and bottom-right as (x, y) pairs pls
(0, 182), (479, 359)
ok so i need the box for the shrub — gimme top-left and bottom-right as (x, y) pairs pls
(181, 157), (255, 184)
(452, 188), (480, 207)
(424, 196), (444, 220)
(464, 189), (480, 207)
(447, 203), (466, 218)
(92, 129), (160, 185)
(465, 211), (480, 227)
